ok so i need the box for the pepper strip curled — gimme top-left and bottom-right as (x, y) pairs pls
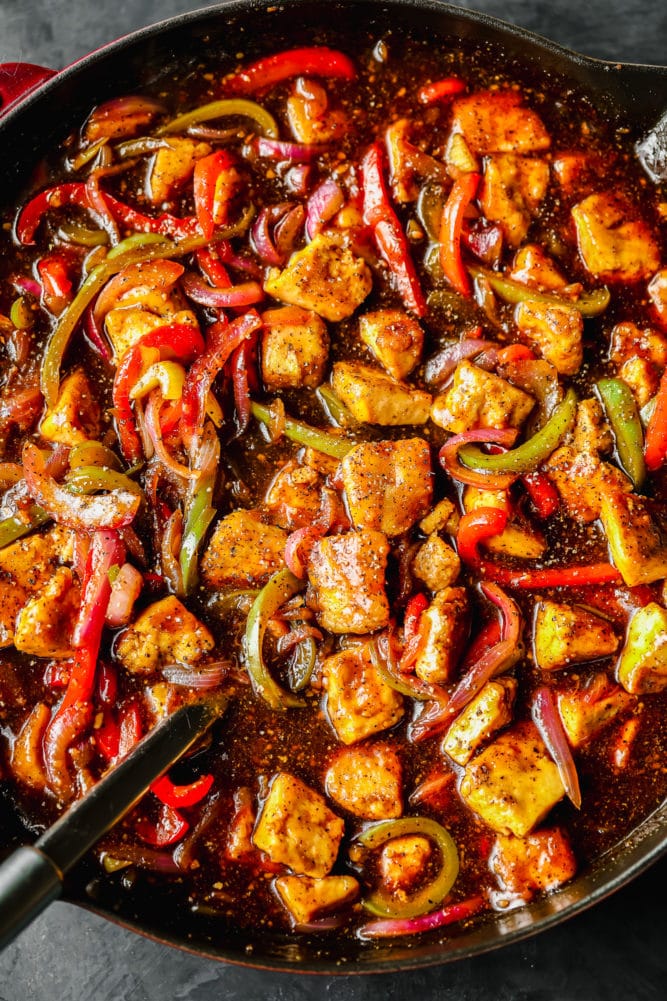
(244, 568), (307, 710)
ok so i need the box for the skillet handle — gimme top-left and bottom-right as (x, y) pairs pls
(0, 62), (56, 115)
(0, 845), (62, 951)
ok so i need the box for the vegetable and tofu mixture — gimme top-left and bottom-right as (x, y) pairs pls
(0, 32), (666, 943)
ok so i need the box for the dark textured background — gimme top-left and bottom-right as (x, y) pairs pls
(0, 2), (666, 998)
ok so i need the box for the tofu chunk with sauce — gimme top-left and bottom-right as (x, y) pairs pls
(557, 675), (633, 747)
(546, 447), (631, 524)
(264, 460), (323, 530)
(147, 138), (211, 203)
(39, 369), (101, 446)
(252, 772), (344, 877)
(599, 488), (667, 587)
(322, 644), (404, 745)
(13, 567), (80, 658)
(308, 530), (390, 634)
(340, 438), (432, 536)
(414, 587), (469, 684)
(261, 305), (329, 389)
(275, 875), (359, 925)
(332, 362), (432, 425)
(648, 268), (667, 326)
(510, 244), (569, 291)
(0, 527), (73, 648)
(442, 678), (517, 766)
(325, 743), (403, 819)
(412, 534), (461, 592)
(480, 154), (550, 248)
(200, 510), (286, 589)
(264, 232), (372, 322)
(533, 601), (619, 671)
(115, 595), (214, 674)
(609, 321), (667, 408)
(431, 361), (534, 434)
(463, 486), (546, 559)
(450, 91), (551, 155)
(460, 723), (566, 837)
(572, 191), (661, 282)
(359, 309), (424, 380)
(380, 835), (432, 891)
(617, 603), (667, 694)
(490, 828), (577, 901)
(514, 300), (583, 376)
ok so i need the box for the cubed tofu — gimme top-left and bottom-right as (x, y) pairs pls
(414, 587), (469, 684)
(419, 497), (460, 535)
(533, 601), (619, 671)
(617, 603), (667, 694)
(0, 527), (73, 647)
(459, 722), (566, 837)
(325, 743), (403, 819)
(431, 361), (534, 434)
(599, 488), (667, 586)
(308, 530), (390, 634)
(450, 91), (551, 155)
(13, 567), (79, 658)
(572, 191), (661, 282)
(275, 875), (359, 925)
(253, 773), (344, 877)
(463, 486), (546, 559)
(608, 321), (667, 407)
(147, 138), (211, 203)
(557, 675), (633, 747)
(442, 677), (517, 765)
(39, 369), (101, 446)
(490, 828), (577, 901)
(412, 534), (461, 591)
(510, 244), (568, 290)
(546, 446), (631, 524)
(322, 643), (404, 744)
(287, 86), (347, 144)
(264, 232), (372, 322)
(359, 309), (424, 380)
(115, 595), (214, 674)
(648, 268), (667, 325)
(445, 131), (479, 177)
(619, 356), (661, 409)
(573, 398), (613, 455)
(261, 305), (329, 389)
(514, 300), (583, 376)
(480, 154), (550, 247)
(331, 362), (432, 425)
(340, 438), (433, 536)
(200, 510), (287, 589)
(105, 305), (199, 362)
(379, 836), (432, 891)
(264, 460), (323, 530)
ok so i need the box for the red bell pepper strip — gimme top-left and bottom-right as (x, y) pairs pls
(360, 143), (426, 316)
(403, 593), (429, 642)
(37, 254), (73, 312)
(116, 701), (143, 762)
(225, 47), (356, 95)
(16, 182), (89, 245)
(522, 471), (560, 519)
(417, 77), (466, 104)
(104, 194), (202, 240)
(96, 711), (120, 763)
(193, 150), (239, 240)
(439, 171), (480, 297)
(137, 803), (189, 847)
(231, 337), (256, 431)
(455, 507), (507, 564)
(72, 529), (126, 655)
(644, 370), (667, 471)
(151, 772), (214, 808)
(196, 247), (232, 288)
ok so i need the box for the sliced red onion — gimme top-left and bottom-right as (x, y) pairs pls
(294, 915), (344, 933)
(284, 164), (313, 196)
(358, 895), (486, 939)
(250, 205), (290, 266)
(43, 702), (92, 801)
(105, 562), (143, 627)
(181, 271), (263, 308)
(11, 275), (41, 297)
(274, 204), (305, 258)
(83, 303), (112, 360)
(439, 428), (519, 489)
(101, 845), (180, 874)
(255, 136), (325, 162)
(533, 686), (582, 809)
(424, 337), (495, 387)
(305, 178), (345, 240)
(162, 662), (230, 690)
(277, 625), (323, 653)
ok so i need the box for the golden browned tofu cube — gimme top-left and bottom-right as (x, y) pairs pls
(115, 595), (214, 675)
(380, 835), (432, 891)
(572, 191), (661, 282)
(415, 587), (469, 684)
(480, 154), (549, 247)
(546, 447), (631, 524)
(510, 244), (568, 290)
(514, 300), (583, 376)
(533, 601), (620, 672)
(340, 438), (432, 537)
(459, 722), (566, 837)
(609, 321), (667, 407)
(14, 567), (80, 658)
(252, 772), (344, 877)
(557, 675), (633, 747)
(648, 268), (667, 324)
(264, 232), (372, 322)
(147, 137), (211, 203)
(39, 369), (101, 446)
(200, 510), (286, 589)
(261, 305), (329, 390)
(105, 304), (198, 361)
(325, 743), (403, 819)
(275, 874), (359, 925)
(308, 530), (390, 634)
(331, 362), (432, 425)
(490, 828), (577, 901)
(572, 398), (613, 455)
(442, 678), (517, 766)
(322, 644), (404, 745)
(359, 309), (424, 380)
(599, 489), (667, 586)
(0, 527), (73, 647)
(412, 534), (461, 592)
(463, 486), (546, 559)
(451, 91), (551, 155)
(431, 361), (534, 434)
(419, 498), (459, 536)
(617, 603), (667, 694)
(264, 460), (323, 531)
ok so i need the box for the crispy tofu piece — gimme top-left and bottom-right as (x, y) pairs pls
(459, 722), (566, 837)
(490, 828), (577, 901)
(307, 530), (390, 634)
(14, 567), (79, 658)
(386, 119), (420, 202)
(412, 534), (461, 591)
(510, 244), (568, 290)
(442, 678), (517, 765)
(463, 486), (546, 559)
(359, 309), (424, 380)
(481, 154), (550, 247)
(200, 510), (286, 589)
(380, 835), (432, 891)
(419, 497), (459, 536)
(0, 527), (73, 647)
(546, 446), (631, 524)
(572, 191), (661, 282)
(533, 601), (620, 672)
(619, 356), (661, 409)
(414, 587), (469, 684)
(445, 131), (479, 177)
(617, 603), (667, 694)
(451, 91), (551, 155)
(609, 321), (667, 407)
(105, 304), (199, 362)
(252, 772), (344, 877)
(325, 743), (403, 819)
(340, 438), (432, 536)
(261, 305), (329, 389)
(514, 300), (583, 376)
(287, 83), (347, 144)
(147, 138), (211, 203)
(331, 362), (432, 425)
(649, 268), (667, 326)
(557, 675), (633, 746)
(431, 361), (534, 434)
(264, 232), (372, 322)
(39, 369), (101, 446)
(115, 595), (214, 674)
(323, 643), (404, 744)
(573, 398), (613, 455)
(275, 875), (359, 925)
(599, 488), (667, 586)
(264, 460), (323, 530)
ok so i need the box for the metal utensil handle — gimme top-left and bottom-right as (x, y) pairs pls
(0, 847), (62, 951)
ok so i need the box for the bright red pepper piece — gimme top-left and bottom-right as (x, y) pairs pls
(439, 171), (480, 297)
(137, 802), (189, 848)
(37, 254), (73, 312)
(644, 370), (667, 471)
(225, 46), (356, 95)
(403, 593), (429, 642)
(151, 772), (214, 808)
(16, 182), (89, 245)
(193, 150), (239, 240)
(522, 471), (560, 519)
(418, 76), (466, 104)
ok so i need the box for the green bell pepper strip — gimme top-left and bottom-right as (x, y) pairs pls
(158, 98), (279, 138)
(251, 400), (354, 459)
(287, 632), (317, 692)
(179, 494), (216, 595)
(458, 388), (577, 478)
(244, 568), (307, 710)
(357, 817), (459, 919)
(468, 265), (610, 317)
(68, 441), (122, 471)
(10, 297), (33, 330)
(0, 506), (50, 550)
(65, 466), (145, 498)
(597, 377), (646, 489)
(316, 385), (359, 428)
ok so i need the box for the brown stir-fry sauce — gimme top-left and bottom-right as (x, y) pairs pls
(0, 29), (666, 945)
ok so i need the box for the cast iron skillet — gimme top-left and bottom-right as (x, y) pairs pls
(0, 0), (666, 975)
